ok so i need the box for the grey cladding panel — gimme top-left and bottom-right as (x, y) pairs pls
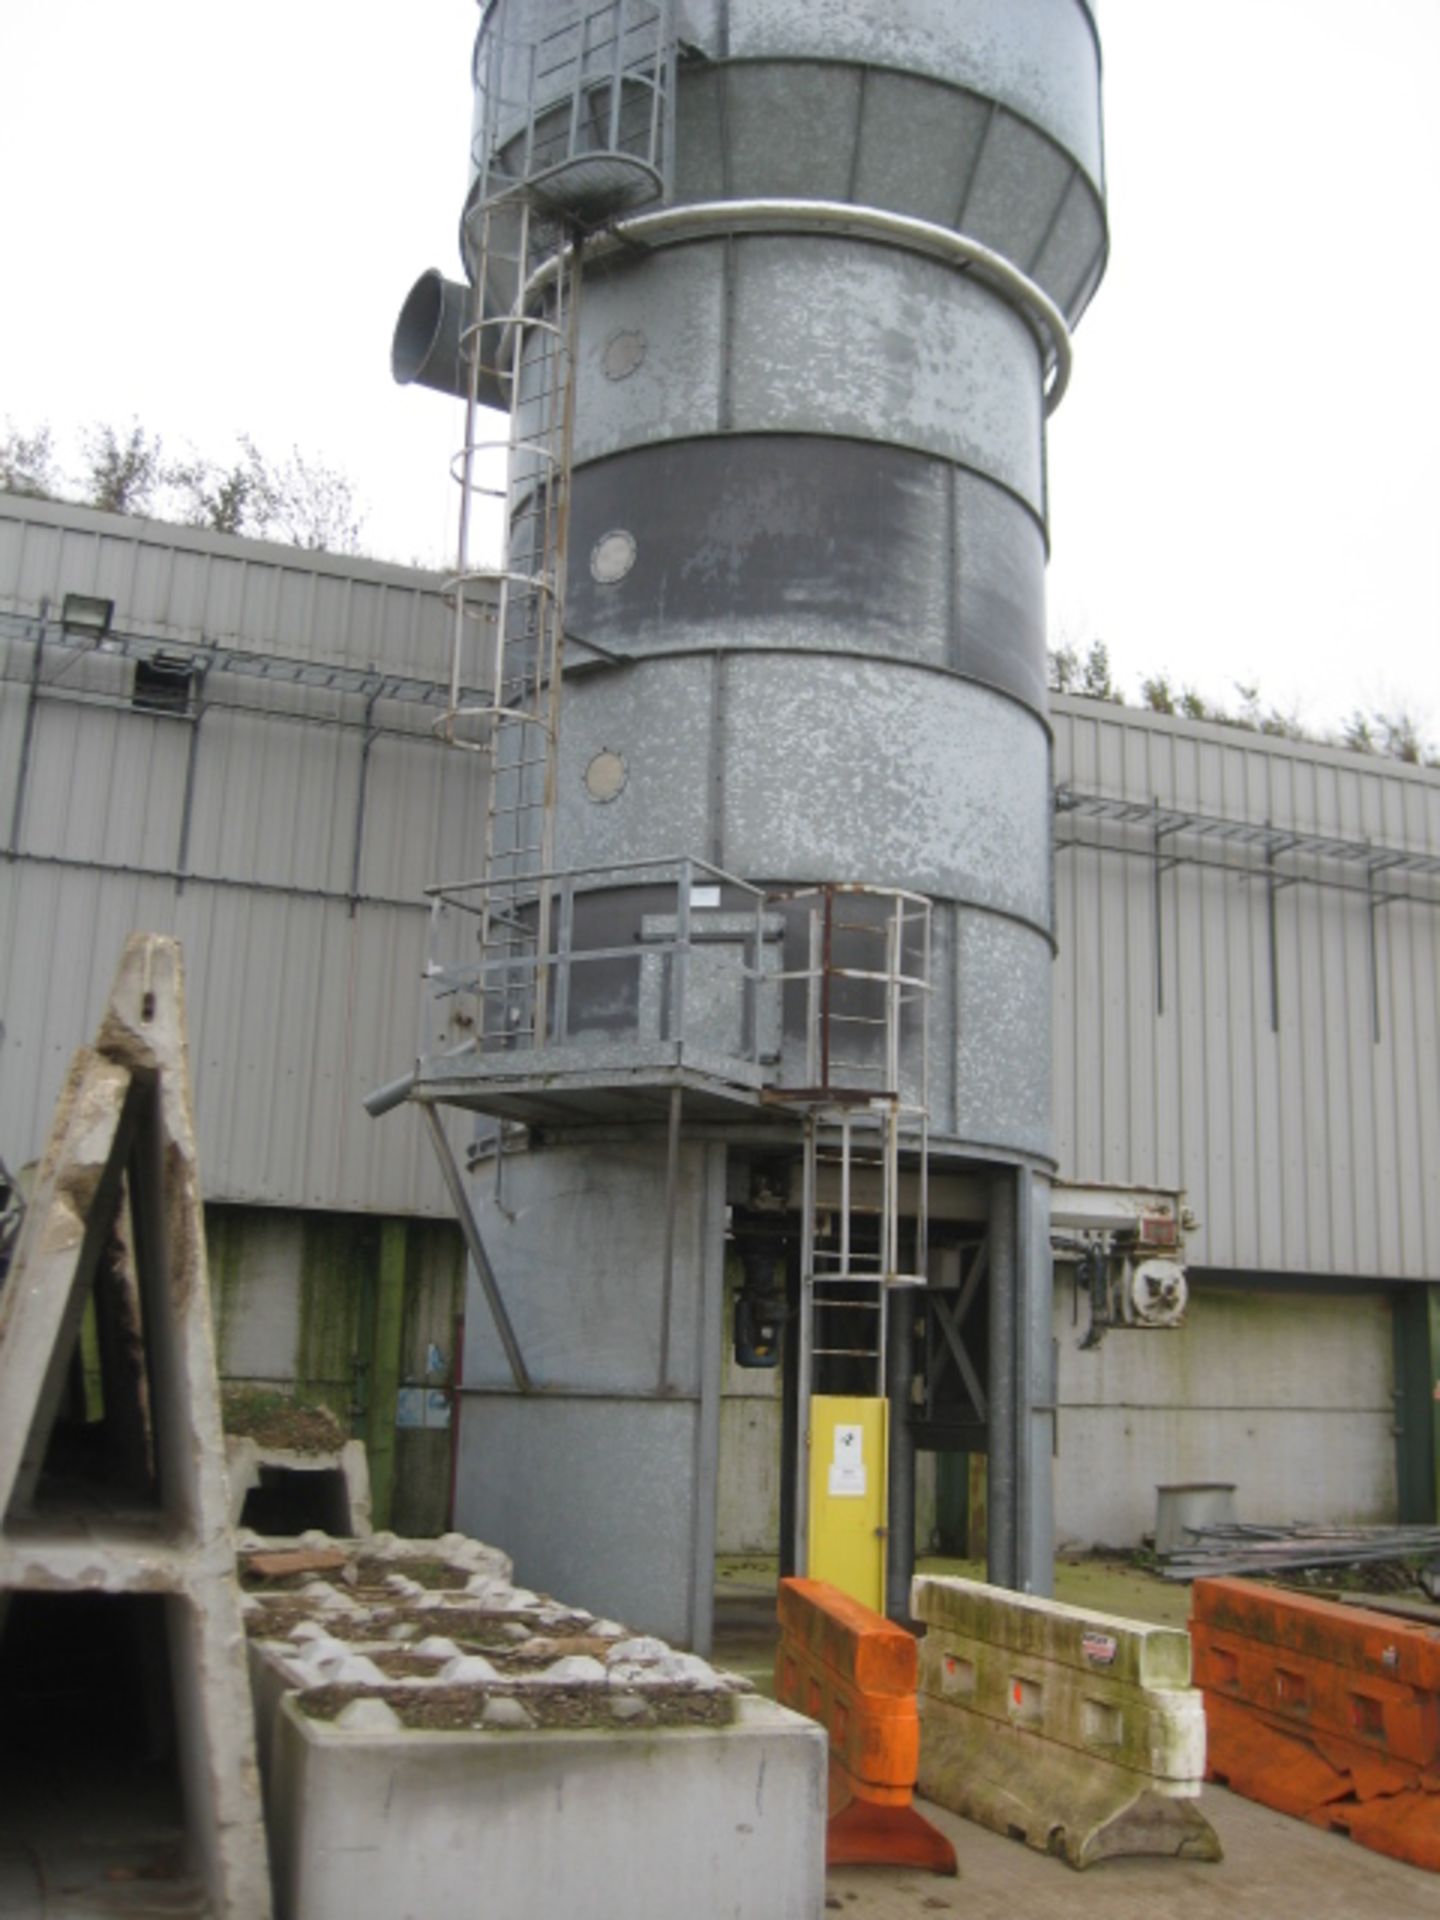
(668, 60), (1106, 320)
(727, 239), (1043, 502)
(1031, 187), (1108, 325)
(953, 908), (1053, 1159)
(462, 1141), (710, 1396)
(954, 473), (1049, 711)
(455, 1394), (703, 1645)
(1051, 699), (1440, 1277)
(557, 652), (1050, 925)
(573, 244), (724, 454)
(671, 61), (727, 202)
(567, 237), (1045, 501)
(849, 69), (993, 231)
(0, 496), (455, 680)
(719, 657), (1051, 922)
(567, 439), (1048, 713)
(708, 0), (1104, 185)
(723, 62), (864, 201)
(569, 438), (951, 664)
(962, 113), (1078, 272)
(553, 655), (714, 872)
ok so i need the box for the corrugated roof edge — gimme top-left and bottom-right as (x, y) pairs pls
(1051, 690), (1440, 791)
(0, 490), (448, 593)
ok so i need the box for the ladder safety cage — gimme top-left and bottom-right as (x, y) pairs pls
(436, 2), (676, 1058)
(764, 884), (933, 1579)
(765, 883), (933, 1409)
(470, 0), (676, 221)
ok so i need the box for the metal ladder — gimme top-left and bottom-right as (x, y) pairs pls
(782, 886), (933, 1570)
(433, 0), (676, 1056)
(444, 196), (581, 1053)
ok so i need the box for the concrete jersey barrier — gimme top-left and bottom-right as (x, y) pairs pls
(912, 1574), (1221, 1869)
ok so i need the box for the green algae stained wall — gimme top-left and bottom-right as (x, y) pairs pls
(296, 1213), (379, 1427)
(394, 1220), (467, 1536)
(204, 1203), (464, 1535)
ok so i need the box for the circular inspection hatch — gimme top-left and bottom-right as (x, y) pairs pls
(583, 749), (629, 803)
(590, 529), (637, 584)
(602, 328), (647, 381)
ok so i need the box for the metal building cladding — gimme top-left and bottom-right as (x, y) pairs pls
(0, 502), (1437, 1606)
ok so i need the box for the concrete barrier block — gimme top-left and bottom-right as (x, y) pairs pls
(227, 1435), (374, 1535)
(913, 1574), (1193, 1688)
(243, 1528), (825, 1915)
(913, 1575), (1220, 1870)
(918, 1629), (1207, 1783)
(266, 1691), (826, 1920)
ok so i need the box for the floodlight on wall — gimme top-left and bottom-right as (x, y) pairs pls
(60, 593), (114, 642)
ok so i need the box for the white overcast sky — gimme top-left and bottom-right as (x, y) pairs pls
(2, 1), (1436, 739)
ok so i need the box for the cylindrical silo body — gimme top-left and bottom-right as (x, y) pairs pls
(435, 0), (1106, 1643)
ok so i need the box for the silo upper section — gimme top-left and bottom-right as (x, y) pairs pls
(671, 0), (1105, 323)
(473, 0), (1107, 322)
(431, 0), (1108, 1165)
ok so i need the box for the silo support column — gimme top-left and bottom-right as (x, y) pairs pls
(987, 1168), (1055, 1597)
(886, 1282), (918, 1620)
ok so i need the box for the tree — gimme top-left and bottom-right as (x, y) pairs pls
(242, 439), (365, 554)
(1047, 643), (1079, 693)
(0, 419), (59, 498)
(163, 436), (366, 553)
(2, 417), (369, 556)
(82, 420), (165, 515)
(1371, 708), (1426, 766)
(1080, 640), (1120, 702)
(1140, 672), (1176, 715)
(1233, 682), (1304, 741)
(167, 451), (259, 536)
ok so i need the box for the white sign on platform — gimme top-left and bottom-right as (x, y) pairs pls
(827, 1423), (867, 1497)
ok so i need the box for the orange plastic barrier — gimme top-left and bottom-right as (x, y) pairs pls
(776, 1577), (957, 1874)
(1192, 1577), (1440, 1873)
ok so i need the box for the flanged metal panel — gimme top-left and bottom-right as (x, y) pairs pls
(677, 0), (1105, 187)
(529, 237), (1045, 500)
(554, 652), (1053, 930)
(566, 438), (1049, 714)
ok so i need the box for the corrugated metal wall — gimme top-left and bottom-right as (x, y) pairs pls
(0, 496), (484, 1216)
(1052, 696), (1440, 1278)
(4, 498), (1435, 1268)
(0, 494), (458, 681)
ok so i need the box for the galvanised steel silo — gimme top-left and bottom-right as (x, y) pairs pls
(391, 0), (1106, 1650)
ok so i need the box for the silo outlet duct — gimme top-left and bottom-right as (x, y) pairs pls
(391, 268), (507, 412)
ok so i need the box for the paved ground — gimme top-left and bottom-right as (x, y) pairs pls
(826, 1783), (1438, 1919)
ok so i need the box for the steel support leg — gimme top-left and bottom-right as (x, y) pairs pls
(986, 1168), (1055, 1595)
(885, 1281), (917, 1620)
